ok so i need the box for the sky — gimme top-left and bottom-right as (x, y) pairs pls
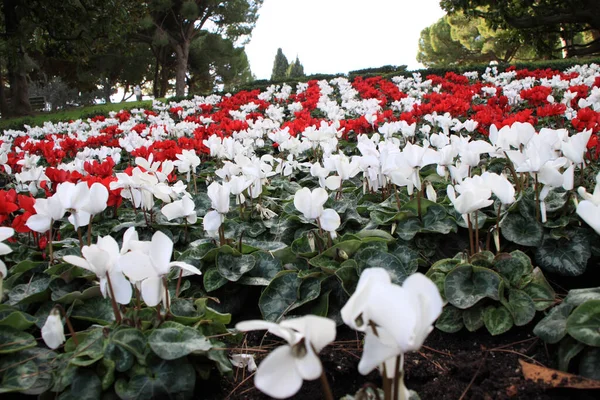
(245, 0), (447, 79)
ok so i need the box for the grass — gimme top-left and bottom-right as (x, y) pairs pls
(0, 99), (166, 131)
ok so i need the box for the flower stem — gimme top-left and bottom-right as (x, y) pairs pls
(77, 228), (83, 249)
(104, 273), (122, 324)
(87, 221), (93, 246)
(320, 370), (334, 400)
(162, 276), (171, 315)
(218, 225), (226, 247)
(48, 220), (54, 265)
(392, 354), (406, 400)
(175, 269), (183, 297)
(56, 304), (78, 346)
(534, 173), (540, 221)
(474, 210), (480, 254)
(467, 214), (475, 257)
(495, 202), (502, 253)
(417, 186), (422, 219)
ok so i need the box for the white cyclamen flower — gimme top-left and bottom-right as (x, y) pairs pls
(236, 315), (336, 399)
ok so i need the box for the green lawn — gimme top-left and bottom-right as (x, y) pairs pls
(0, 99), (165, 130)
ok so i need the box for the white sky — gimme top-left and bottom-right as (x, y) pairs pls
(245, 0), (446, 79)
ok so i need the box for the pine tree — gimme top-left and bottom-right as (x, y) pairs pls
(286, 56), (305, 79)
(270, 48), (289, 81)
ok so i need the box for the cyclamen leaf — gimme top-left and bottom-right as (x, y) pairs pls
(566, 299), (600, 347)
(148, 322), (212, 360)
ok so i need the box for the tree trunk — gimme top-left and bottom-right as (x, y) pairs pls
(174, 41), (190, 97)
(153, 57), (160, 98)
(0, 61), (8, 117)
(159, 65), (169, 98)
(104, 77), (112, 104)
(4, 0), (31, 117)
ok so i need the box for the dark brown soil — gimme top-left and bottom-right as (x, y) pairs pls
(205, 325), (599, 400)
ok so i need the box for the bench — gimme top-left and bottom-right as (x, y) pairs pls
(6, 96), (47, 111)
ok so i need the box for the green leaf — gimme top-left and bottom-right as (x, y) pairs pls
(0, 309), (37, 331)
(0, 327), (36, 354)
(203, 267), (228, 292)
(61, 369), (102, 400)
(388, 243), (419, 276)
(245, 251), (282, 281)
(111, 329), (147, 363)
(335, 265), (359, 296)
(10, 260), (42, 275)
(483, 305), (513, 335)
(168, 298), (204, 325)
(533, 302), (573, 344)
(290, 231), (320, 257)
(370, 209), (399, 225)
(290, 277), (322, 312)
(421, 204), (456, 234)
(566, 299), (600, 347)
(194, 298), (231, 325)
(71, 297), (115, 325)
(579, 348), (600, 380)
(104, 342), (135, 373)
(307, 240), (364, 269)
(7, 276), (51, 305)
(70, 329), (106, 367)
(557, 336), (585, 372)
(503, 289), (536, 326)
(355, 248), (414, 285)
(177, 241), (217, 269)
(207, 343), (233, 375)
(50, 280), (102, 304)
(470, 251), (495, 268)
(493, 250), (532, 287)
(463, 303), (485, 332)
(259, 271), (299, 322)
(216, 246), (255, 281)
(565, 287), (600, 306)
(395, 218), (421, 241)
(0, 348), (56, 395)
(435, 306), (464, 333)
(535, 229), (591, 276)
(354, 229), (395, 242)
(426, 271), (447, 302)
(500, 213), (543, 247)
(522, 267), (555, 311)
(429, 258), (462, 273)
(544, 189), (569, 212)
(444, 265), (502, 309)
(148, 322), (212, 360)
(115, 358), (195, 400)
(0, 360), (37, 393)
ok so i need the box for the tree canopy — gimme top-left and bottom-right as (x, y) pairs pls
(139, 0), (263, 96)
(417, 13), (537, 67)
(270, 48), (289, 81)
(440, 0), (600, 58)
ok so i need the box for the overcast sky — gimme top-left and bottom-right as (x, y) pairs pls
(245, 0), (446, 79)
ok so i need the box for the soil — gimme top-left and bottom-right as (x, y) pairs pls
(204, 324), (599, 400)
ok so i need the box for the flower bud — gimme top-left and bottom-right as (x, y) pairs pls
(41, 308), (65, 350)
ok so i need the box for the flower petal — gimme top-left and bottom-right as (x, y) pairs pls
(150, 231), (173, 275)
(120, 251), (154, 282)
(140, 275), (164, 307)
(108, 270), (133, 305)
(319, 209), (340, 233)
(64, 255), (96, 275)
(357, 327), (400, 376)
(254, 345), (303, 399)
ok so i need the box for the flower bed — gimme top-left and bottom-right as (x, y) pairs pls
(1, 63), (600, 399)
